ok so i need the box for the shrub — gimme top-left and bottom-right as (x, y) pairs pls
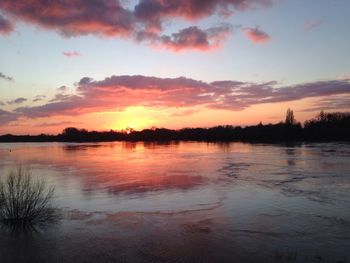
(0, 168), (57, 227)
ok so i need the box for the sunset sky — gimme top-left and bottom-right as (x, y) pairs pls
(0, 0), (349, 134)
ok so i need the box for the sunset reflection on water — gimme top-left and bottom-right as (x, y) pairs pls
(0, 142), (349, 262)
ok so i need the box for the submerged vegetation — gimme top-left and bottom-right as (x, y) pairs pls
(0, 168), (57, 227)
(0, 110), (349, 142)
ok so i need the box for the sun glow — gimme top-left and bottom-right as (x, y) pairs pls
(109, 107), (158, 131)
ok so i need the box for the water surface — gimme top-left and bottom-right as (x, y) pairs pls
(0, 142), (349, 262)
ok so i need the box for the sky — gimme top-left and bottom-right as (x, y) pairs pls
(0, 0), (349, 134)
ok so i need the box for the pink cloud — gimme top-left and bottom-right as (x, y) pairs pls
(0, 0), (273, 51)
(63, 51), (81, 57)
(134, 0), (273, 30)
(135, 0), (273, 21)
(9, 75), (350, 123)
(0, 109), (18, 125)
(243, 26), (270, 44)
(0, 0), (134, 37)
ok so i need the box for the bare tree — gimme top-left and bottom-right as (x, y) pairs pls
(0, 168), (57, 226)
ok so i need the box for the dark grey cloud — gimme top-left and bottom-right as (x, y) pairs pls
(7, 97), (27, 105)
(157, 25), (232, 51)
(57, 86), (68, 92)
(0, 14), (13, 35)
(49, 93), (75, 103)
(0, 72), (13, 81)
(33, 95), (46, 102)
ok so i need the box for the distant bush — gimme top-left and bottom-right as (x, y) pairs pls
(0, 168), (57, 227)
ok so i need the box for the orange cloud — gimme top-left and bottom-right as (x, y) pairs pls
(5, 75), (348, 126)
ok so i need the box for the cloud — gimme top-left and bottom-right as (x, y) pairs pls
(134, 0), (273, 29)
(57, 86), (68, 92)
(63, 51), (81, 57)
(11, 75), (350, 121)
(158, 25), (232, 51)
(243, 26), (270, 43)
(0, 109), (18, 125)
(0, 0), (273, 51)
(302, 95), (350, 112)
(49, 93), (75, 103)
(304, 19), (323, 32)
(0, 0), (134, 37)
(7, 97), (27, 105)
(33, 95), (46, 102)
(36, 121), (79, 127)
(0, 14), (13, 35)
(0, 72), (13, 81)
(136, 24), (232, 51)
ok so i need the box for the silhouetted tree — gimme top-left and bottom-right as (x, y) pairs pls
(62, 127), (80, 137)
(304, 111), (350, 141)
(0, 111), (349, 142)
(285, 108), (296, 125)
(318, 110), (326, 122)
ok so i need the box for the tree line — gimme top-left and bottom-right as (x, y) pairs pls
(1, 110), (349, 142)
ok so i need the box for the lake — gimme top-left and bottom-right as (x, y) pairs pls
(0, 142), (349, 263)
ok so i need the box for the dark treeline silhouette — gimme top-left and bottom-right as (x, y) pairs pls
(1, 110), (349, 143)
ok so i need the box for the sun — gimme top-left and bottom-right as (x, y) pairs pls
(124, 127), (134, 134)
